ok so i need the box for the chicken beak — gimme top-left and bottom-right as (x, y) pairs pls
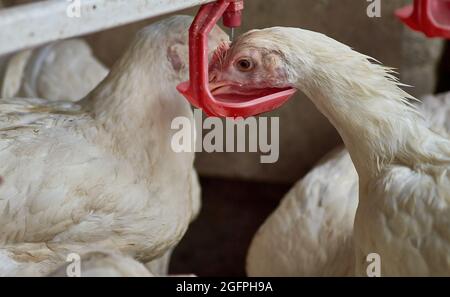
(209, 81), (234, 96)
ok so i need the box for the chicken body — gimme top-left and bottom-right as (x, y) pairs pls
(247, 148), (357, 276)
(246, 93), (450, 276)
(0, 37), (204, 276)
(0, 97), (188, 274)
(0, 39), (108, 101)
(0, 15), (228, 276)
(209, 27), (450, 276)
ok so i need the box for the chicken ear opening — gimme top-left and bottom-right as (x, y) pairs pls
(167, 44), (187, 73)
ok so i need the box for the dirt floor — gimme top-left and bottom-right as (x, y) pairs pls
(170, 177), (291, 277)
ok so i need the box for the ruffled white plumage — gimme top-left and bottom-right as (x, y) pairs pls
(0, 15), (228, 276)
(247, 93), (450, 276)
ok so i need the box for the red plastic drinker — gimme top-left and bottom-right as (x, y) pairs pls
(176, 0), (297, 118)
(396, 0), (450, 39)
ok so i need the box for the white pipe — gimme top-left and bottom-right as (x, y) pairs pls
(0, 0), (215, 56)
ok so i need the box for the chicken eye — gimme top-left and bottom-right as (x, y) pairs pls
(236, 58), (254, 72)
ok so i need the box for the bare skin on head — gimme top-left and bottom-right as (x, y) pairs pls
(209, 29), (293, 102)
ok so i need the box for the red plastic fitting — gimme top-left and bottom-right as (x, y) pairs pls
(223, 0), (244, 28)
(176, 0), (297, 118)
(396, 0), (450, 39)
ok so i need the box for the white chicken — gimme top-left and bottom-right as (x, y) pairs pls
(421, 91), (450, 133)
(246, 93), (450, 276)
(208, 27), (450, 276)
(0, 39), (108, 101)
(0, 15), (228, 276)
(247, 147), (357, 276)
(0, 37), (203, 276)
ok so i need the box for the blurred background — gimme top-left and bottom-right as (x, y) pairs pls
(0, 0), (448, 276)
